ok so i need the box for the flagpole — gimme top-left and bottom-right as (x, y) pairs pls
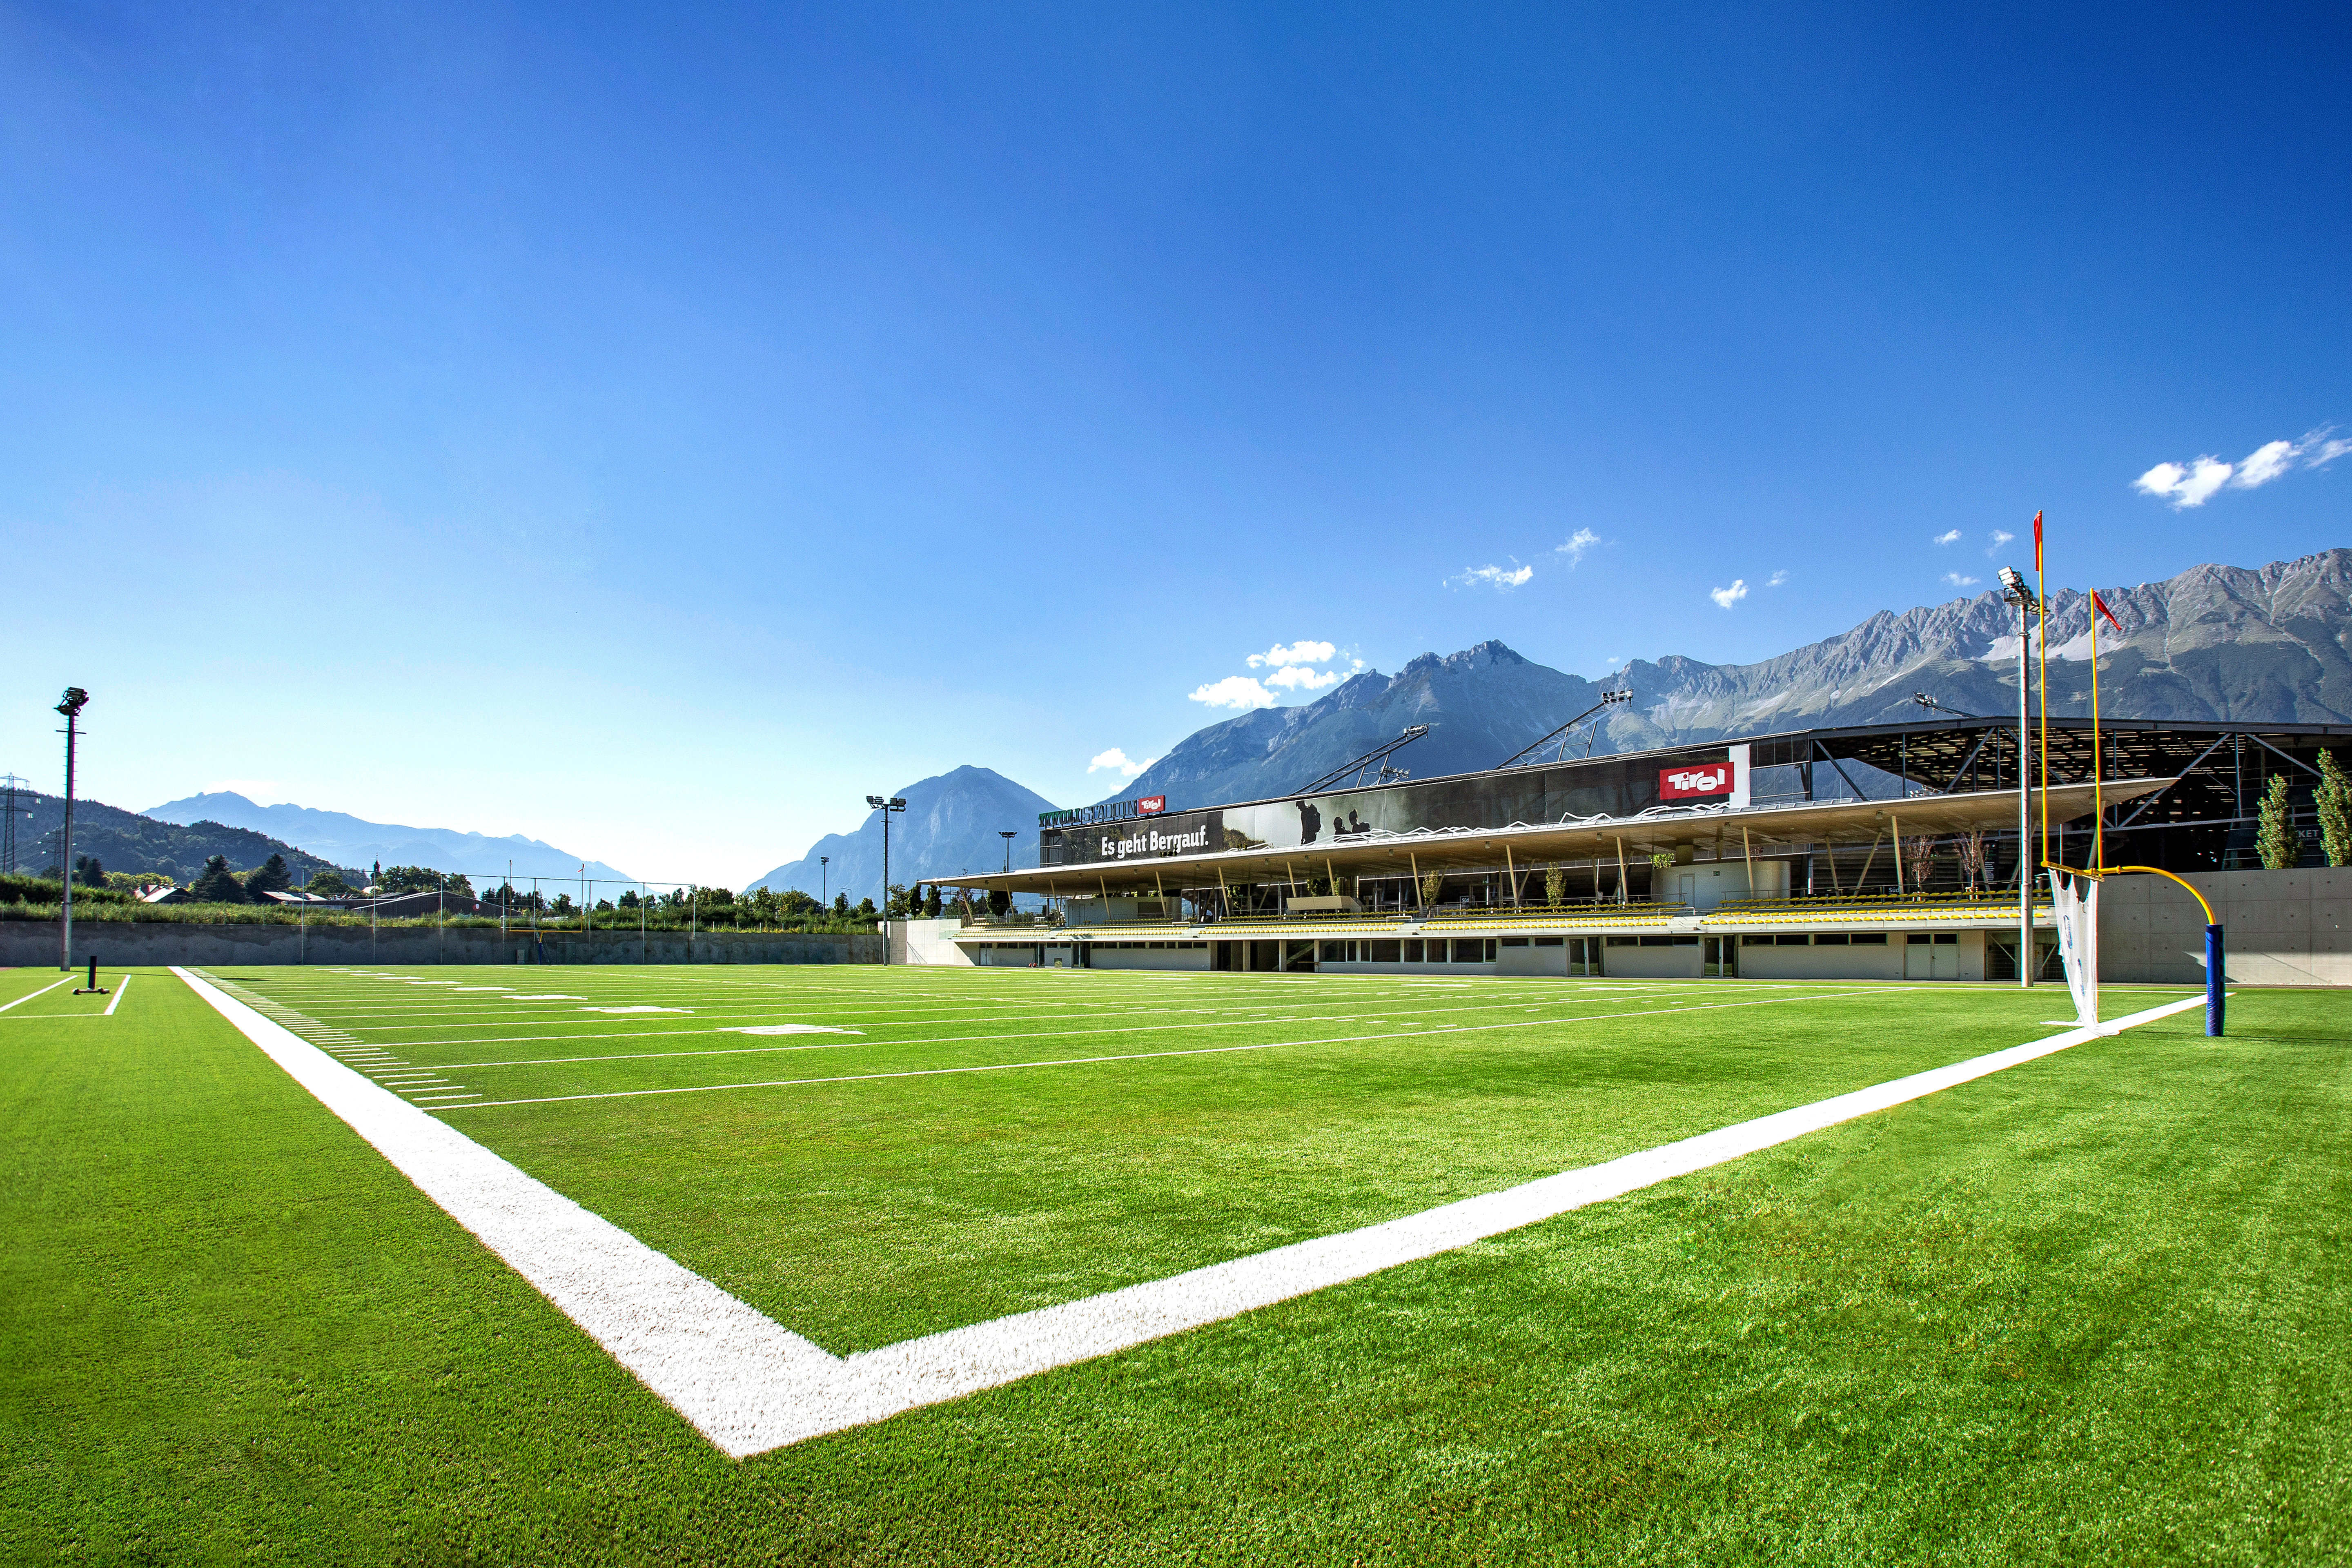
(2034, 511), (2050, 869)
(2090, 592), (2106, 871)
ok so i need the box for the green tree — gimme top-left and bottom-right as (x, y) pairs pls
(1543, 866), (1566, 906)
(188, 855), (247, 903)
(988, 889), (1011, 917)
(73, 854), (105, 888)
(1417, 872), (1444, 906)
(2318, 749), (2352, 868)
(2256, 773), (2299, 869)
(303, 870), (354, 898)
(834, 893), (850, 916)
(245, 853), (294, 899)
(924, 884), (942, 918)
(855, 896), (877, 918)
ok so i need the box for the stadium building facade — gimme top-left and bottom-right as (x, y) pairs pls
(922, 715), (2348, 982)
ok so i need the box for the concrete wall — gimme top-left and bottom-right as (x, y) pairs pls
(1732, 937), (1906, 982)
(1089, 945), (1212, 971)
(884, 918), (975, 966)
(1597, 940), (1704, 980)
(2, 921), (880, 969)
(2099, 867), (2348, 987)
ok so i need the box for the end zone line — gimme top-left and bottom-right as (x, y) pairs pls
(103, 975), (131, 1015)
(172, 967), (840, 1460)
(178, 962), (2208, 1463)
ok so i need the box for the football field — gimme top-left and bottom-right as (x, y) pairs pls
(3, 961), (2346, 1562)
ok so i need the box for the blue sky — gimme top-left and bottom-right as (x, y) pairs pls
(4, 3), (2346, 885)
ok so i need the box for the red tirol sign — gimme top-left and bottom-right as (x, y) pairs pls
(1658, 762), (1733, 800)
(1136, 795), (1167, 815)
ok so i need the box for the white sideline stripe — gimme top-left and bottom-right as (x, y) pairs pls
(185, 962), (2210, 1461)
(0, 977), (73, 1013)
(103, 976), (131, 1016)
(172, 967), (840, 1459)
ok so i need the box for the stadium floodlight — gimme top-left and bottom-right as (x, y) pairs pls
(1912, 691), (1976, 719)
(53, 687), (89, 972)
(866, 794), (909, 963)
(1995, 566), (2036, 987)
(1000, 830), (1016, 874)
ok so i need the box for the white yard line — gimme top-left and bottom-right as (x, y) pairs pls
(0, 977), (74, 1014)
(439, 989), (1908, 1109)
(360, 987), (1861, 1057)
(180, 963), (2211, 1461)
(102, 975), (131, 1016)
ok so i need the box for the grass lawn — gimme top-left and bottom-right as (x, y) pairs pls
(1, 962), (2344, 1563)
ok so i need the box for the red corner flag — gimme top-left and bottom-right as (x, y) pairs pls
(2091, 589), (2122, 632)
(2032, 510), (2043, 572)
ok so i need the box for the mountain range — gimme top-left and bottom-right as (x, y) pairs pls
(144, 792), (633, 886)
(748, 766), (1055, 904)
(1112, 548), (2352, 811)
(5, 790), (353, 887)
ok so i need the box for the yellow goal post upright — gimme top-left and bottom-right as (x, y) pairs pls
(2033, 531), (2224, 1036)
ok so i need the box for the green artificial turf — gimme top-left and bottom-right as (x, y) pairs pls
(229, 964), (2205, 1352)
(2, 963), (2345, 1564)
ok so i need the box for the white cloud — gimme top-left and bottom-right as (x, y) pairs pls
(1766, 570), (1789, 587)
(1709, 579), (1748, 609)
(1187, 676), (1276, 710)
(1266, 665), (1341, 691)
(1245, 640), (1336, 669)
(2176, 458), (2233, 506)
(1933, 530), (1962, 546)
(1087, 748), (1155, 777)
(2137, 428), (2348, 507)
(1452, 564), (1533, 589)
(1943, 572), (1980, 588)
(1989, 529), (2014, 546)
(1555, 528), (1601, 565)
(2232, 440), (2295, 489)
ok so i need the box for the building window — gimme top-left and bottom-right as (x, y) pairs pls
(1371, 940), (1401, 962)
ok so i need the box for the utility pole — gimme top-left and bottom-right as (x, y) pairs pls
(1998, 567), (2038, 987)
(54, 689), (88, 971)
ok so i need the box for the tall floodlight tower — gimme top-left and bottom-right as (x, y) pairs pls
(820, 855), (829, 905)
(0, 771), (25, 875)
(1997, 568), (2038, 987)
(999, 830), (1016, 873)
(865, 795), (907, 962)
(53, 688), (89, 972)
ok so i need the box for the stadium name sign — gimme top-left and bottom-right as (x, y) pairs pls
(1039, 794), (1168, 829)
(1098, 822), (1214, 861)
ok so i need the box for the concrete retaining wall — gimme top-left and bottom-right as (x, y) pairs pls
(2098, 867), (2348, 987)
(2, 921), (881, 969)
